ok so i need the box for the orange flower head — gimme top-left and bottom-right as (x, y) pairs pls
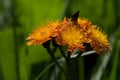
(88, 25), (111, 54)
(77, 18), (111, 54)
(56, 18), (85, 53)
(26, 21), (59, 46)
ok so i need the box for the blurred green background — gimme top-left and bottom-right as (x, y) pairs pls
(0, 0), (120, 80)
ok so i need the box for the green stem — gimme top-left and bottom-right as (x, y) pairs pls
(46, 47), (66, 75)
(58, 46), (67, 59)
(11, 0), (20, 79)
(12, 22), (20, 80)
(65, 52), (71, 80)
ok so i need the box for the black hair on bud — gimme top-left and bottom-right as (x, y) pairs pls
(71, 11), (79, 24)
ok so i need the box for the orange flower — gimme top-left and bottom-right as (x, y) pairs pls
(26, 21), (59, 46)
(26, 15), (111, 54)
(87, 25), (111, 54)
(55, 18), (85, 53)
(61, 26), (85, 53)
(77, 18), (111, 54)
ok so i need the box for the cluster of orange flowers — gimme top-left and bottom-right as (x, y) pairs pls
(26, 14), (111, 54)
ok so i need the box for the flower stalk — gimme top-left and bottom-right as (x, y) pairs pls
(65, 52), (71, 80)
